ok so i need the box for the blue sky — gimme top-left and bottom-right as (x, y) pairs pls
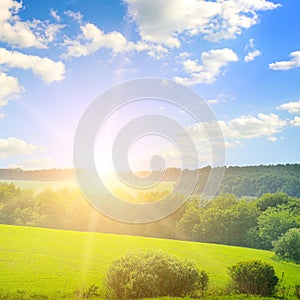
(0, 0), (300, 170)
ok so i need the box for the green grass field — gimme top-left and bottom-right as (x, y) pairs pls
(0, 225), (299, 299)
(0, 179), (79, 192)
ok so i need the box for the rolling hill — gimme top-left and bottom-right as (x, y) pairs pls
(0, 225), (299, 299)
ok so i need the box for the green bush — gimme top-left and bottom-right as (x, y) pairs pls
(228, 260), (279, 296)
(273, 228), (300, 262)
(106, 250), (208, 299)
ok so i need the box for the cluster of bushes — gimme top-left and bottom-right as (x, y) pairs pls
(107, 250), (208, 299)
(106, 250), (296, 299)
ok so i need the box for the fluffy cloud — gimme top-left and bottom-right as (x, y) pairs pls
(175, 48), (238, 85)
(0, 48), (65, 83)
(0, 137), (38, 159)
(290, 116), (300, 127)
(64, 10), (84, 23)
(269, 51), (300, 70)
(186, 113), (286, 145)
(267, 136), (277, 142)
(125, 0), (280, 47)
(63, 22), (166, 58)
(0, 0), (62, 48)
(64, 23), (129, 57)
(277, 99), (300, 114)
(0, 72), (23, 107)
(245, 50), (261, 62)
(244, 39), (261, 62)
(50, 9), (61, 22)
(220, 113), (286, 140)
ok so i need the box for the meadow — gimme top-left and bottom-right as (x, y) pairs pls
(0, 179), (79, 192)
(1, 224), (299, 299)
(0, 179), (174, 202)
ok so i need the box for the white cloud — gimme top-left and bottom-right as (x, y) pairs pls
(277, 99), (300, 114)
(0, 48), (65, 83)
(245, 50), (261, 62)
(63, 22), (164, 58)
(0, 0), (62, 48)
(244, 38), (261, 62)
(269, 51), (300, 70)
(50, 9), (61, 22)
(186, 113), (286, 146)
(63, 23), (130, 58)
(207, 99), (219, 105)
(207, 93), (234, 105)
(267, 136), (277, 142)
(220, 113), (286, 140)
(125, 0), (280, 47)
(0, 72), (24, 107)
(0, 137), (38, 159)
(174, 48), (238, 85)
(64, 10), (84, 23)
(178, 52), (190, 58)
(290, 116), (300, 127)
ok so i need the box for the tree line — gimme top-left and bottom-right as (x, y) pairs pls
(1, 163), (300, 197)
(0, 182), (299, 254)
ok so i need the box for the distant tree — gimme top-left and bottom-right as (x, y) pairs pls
(256, 192), (291, 211)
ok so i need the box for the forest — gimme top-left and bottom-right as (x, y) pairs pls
(1, 163), (300, 197)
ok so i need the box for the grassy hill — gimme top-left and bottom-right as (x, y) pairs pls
(0, 179), (78, 192)
(0, 225), (299, 299)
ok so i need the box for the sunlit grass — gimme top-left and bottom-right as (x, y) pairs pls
(1, 225), (299, 298)
(0, 179), (78, 192)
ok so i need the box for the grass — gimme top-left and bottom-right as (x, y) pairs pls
(0, 179), (78, 192)
(0, 225), (299, 299)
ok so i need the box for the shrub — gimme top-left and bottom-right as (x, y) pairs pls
(106, 250), (208, 299)
(273, 228), (300, 262)
(228, 260), (279, 296)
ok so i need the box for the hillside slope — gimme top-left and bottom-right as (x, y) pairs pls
(0, 225), (299, 298)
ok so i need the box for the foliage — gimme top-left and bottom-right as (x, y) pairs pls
(217, 164), (300, 197)
(106, 250), (208, 299)
(75, 284), (100, 299)
(178, 194), (259, 246)
(228, 260), (279, 296)
(257, 206), (300, 249)
(1, 182), (300, 251)
(2, 163), (300, 198)
(273, 228), (300, 262)
(256, 192), (291, 211)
